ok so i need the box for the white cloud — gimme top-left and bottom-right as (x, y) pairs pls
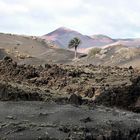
(0, 0), (140, 38)
(0, 1), (28, 15)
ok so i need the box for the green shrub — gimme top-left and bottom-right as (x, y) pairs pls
(88, 48), (101, 57)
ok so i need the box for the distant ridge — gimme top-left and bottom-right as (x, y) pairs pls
(42, 27), (115, 50)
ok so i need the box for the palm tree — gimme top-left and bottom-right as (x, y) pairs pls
(68, 37), (81, 59)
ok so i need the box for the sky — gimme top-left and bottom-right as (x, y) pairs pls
(0, 0), (140, 38)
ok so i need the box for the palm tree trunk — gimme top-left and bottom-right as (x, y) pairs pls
(75, 47), (77, 59)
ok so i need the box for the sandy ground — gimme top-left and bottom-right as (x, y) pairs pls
(0, 101), (140, 140)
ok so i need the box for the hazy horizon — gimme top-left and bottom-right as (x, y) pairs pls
(0, 0), (140, 38)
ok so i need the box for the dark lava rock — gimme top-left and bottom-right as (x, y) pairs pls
(80, 117), (92, 123)
(3, 56), (12, 62)
(59, 125), (70, 133)
(0, 58), (140, 112)
(96, 135), (104, 140)
(84, 87), (95, 98)
(69, 94), (83, 105)
(134, 97), (140, 113)
(0, 82), (43, 101)
(85, 133), (93, 140)
(136, 134), (140, 140)
(129, 66), (133, 70)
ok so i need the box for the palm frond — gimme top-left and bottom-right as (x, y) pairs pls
(68, 37), (81, 49)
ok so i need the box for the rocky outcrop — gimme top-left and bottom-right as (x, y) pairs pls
(0, 57), (139, 112)
(69, 94), (83, 105)
(0, 82), (43, 101)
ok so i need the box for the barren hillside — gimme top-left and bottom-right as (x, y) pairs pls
(86, 44), (140, 68)
(0, 32), (139, 68)
(0, 33), (81, 65)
